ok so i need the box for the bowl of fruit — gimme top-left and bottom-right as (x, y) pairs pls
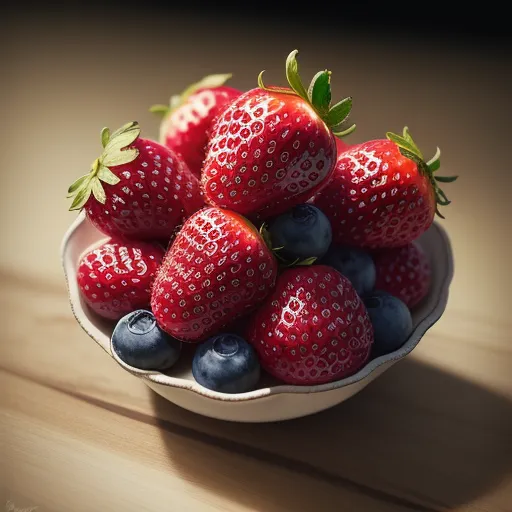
(61, 50), (456, 422)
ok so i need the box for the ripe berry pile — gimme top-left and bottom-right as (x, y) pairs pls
(69, 50), (456, 393)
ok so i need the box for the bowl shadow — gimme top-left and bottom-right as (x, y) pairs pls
(149, 358), (512, 511)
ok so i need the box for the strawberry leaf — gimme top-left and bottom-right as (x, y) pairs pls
(257, 70), (266, 89)
(257, 70), (295, 95)
(436, 188), (451, 206)
(333, 124), (357, 138)
(97, 165), (121, 185)
(101, 127), (110, 148)
(391, 128), (456, 217)
(285, 50), (309, 102)
(100, 121), (140, 167)
(149, 104), (170, 117)
(104, 121), (140, 156)
(69, 185), (92, 211)
(435, 175), (458, 183)
(67, 121), (139, 212)
(308, 70), (331, 115)
(402, 127), (421, 155)
(296, 257), (317, 266)
(91, 178), (107, 204)
(398, 148), (423, 173)
(259, 223), (273, 250)
(102, 147), (139, 167)
(386, 132), (422, 159)
(326, 97), (352, 128)
(426, 146), (441, 172)
(387, 128), (431, 162)
(67, 174), (90, 196)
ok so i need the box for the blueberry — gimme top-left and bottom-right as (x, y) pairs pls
(111, 310), (182, 370)
(321, 245), (376, 296)
(268, 204), (332, 261)
(192, 333), (260, 393)
(363, 291), (413, 356)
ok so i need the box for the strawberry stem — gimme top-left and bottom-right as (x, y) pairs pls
(258, 50), (355, 139)
(67, 121), (140, 211)
(386, 126), (458, 218)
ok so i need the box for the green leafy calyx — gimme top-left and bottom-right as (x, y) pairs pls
(259, 223), (317, 267)
(386, 126), (458, 218)
(67, 121), (140, 211)
(149, 73), (233, 118)
(258, 50), (355, 138)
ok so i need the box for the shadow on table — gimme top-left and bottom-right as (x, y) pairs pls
(150, 358), (512, 511)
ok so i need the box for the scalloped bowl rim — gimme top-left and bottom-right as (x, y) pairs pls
(61, 211), (454, 402)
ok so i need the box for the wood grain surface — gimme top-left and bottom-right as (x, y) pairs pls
(1, 9), (511, 512)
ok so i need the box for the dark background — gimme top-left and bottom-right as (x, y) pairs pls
(171, 1), (510, 45)
(4, 1), (512, 46)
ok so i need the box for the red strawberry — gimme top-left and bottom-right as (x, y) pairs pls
(373, 242), (431, 309)
(313, 126), (458, 248)
(77, 239), (164, 320)
(67, 121), (205, 243)
(201, 50), (355, 221)
(247, 265), (374, 385)
(151, 206), (278, 342)
(150, 74), (242, 177)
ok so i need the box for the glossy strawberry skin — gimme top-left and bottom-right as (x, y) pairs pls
(85, 138), (205, 243)
(201, 88), (337, 221)
(313, 139), (436, 248)
(373, 242), (431, 309)
(151, 206), (278, 342)
(160, 86), (242, 177)
(77, 239), (164, 320)
(247, 265), (374, 385)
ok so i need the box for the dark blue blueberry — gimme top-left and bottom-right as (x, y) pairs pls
(192, 333), (260, 393)
(268, 204), (332, 261)
(111, 310), (182, 370)
(363, 291), (413, 356)
(321, 245), (376, 296)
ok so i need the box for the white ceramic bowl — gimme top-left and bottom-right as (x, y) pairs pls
(61, 211), (454, 422)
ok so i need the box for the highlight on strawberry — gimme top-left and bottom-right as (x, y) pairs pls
(150, 206), (278, 343)
(313, 126), (458, 248)
(150, 74), (242, 178)
(247, 265), (374, 385)
(201, 49), (355, 221)
(67, 121), (205, 243)
(76, 239), (165, 320)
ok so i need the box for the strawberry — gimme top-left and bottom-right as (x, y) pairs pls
(201, 50), (355, 221)
(67, 121), (205, 243)
(313, 127), (458, 248)
(150, 74), (242, 177)
(373, 241), (431, 309)
(151, 206), (278, 342)
(77, 239), (164, 320)
(247, 265), (374, 385)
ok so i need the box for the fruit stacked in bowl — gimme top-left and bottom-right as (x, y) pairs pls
(65, 50), (456, 402)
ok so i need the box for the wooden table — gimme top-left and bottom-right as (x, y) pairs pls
(1, 10), (511, 512)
